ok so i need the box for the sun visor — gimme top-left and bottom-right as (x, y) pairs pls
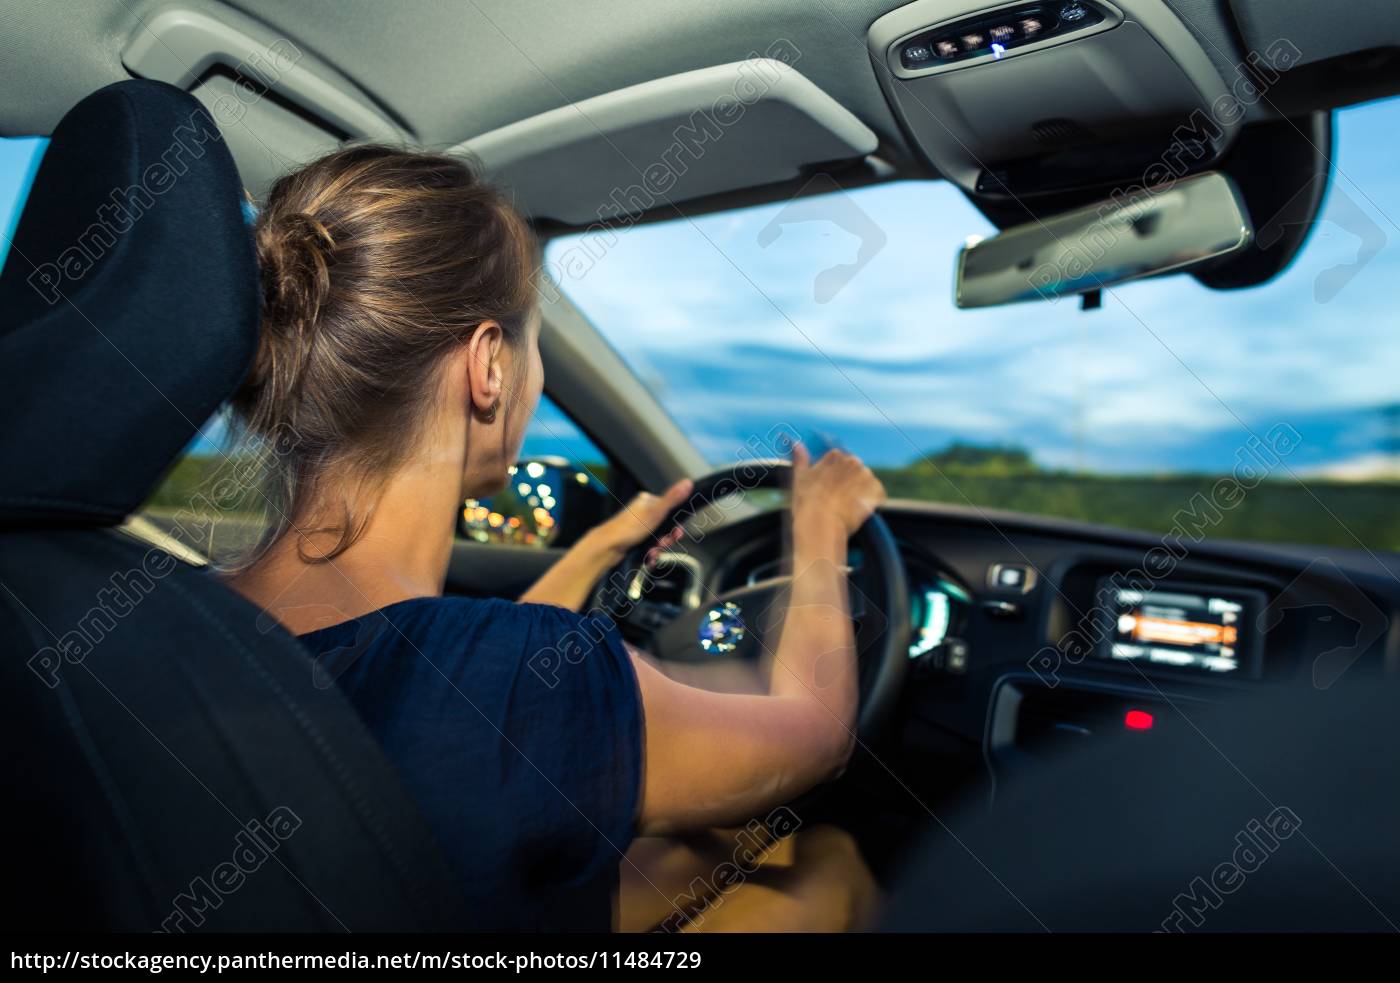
(122, 4), (409, 196)
(459, 58), (879, 225)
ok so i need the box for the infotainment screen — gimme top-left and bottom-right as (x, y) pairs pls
(1095, 580), (1264, 677)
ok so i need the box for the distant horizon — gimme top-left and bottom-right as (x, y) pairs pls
(178, 431), (1400, 484)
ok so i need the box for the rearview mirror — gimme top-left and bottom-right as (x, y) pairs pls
(954, 172), (1253, 309)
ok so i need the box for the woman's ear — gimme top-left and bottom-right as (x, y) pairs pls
(464, 320), (504, 416)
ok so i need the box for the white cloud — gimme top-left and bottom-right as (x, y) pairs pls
(548, 102), (1400, 473)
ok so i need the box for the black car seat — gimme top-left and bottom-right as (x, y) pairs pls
(0, 80), (468, 932)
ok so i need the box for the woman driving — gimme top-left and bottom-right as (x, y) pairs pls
(227, 145), (884, 932)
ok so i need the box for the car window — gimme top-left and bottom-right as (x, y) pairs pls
(546, 99), (1400, 551)
(140, 394), (611, 561)
(520, 392), (612, 480)
(459, 394), (615, 548)
(0, 136), (49, 272)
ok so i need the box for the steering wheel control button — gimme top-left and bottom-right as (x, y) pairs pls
(982, 599), (1023, 620)
(632, 601), (676, 632)
(988, 563), (1037, 594)
(913, 637), (970, 676)
(945, 638), (970, 673)
(697, 601), (746, 654)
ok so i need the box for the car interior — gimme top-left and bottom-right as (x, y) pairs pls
(2, 0), (1399, 934)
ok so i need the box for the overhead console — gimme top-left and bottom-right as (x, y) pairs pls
(868, 0), (1240, 199)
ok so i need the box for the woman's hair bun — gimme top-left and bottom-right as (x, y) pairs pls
(239, 211), (337, 431)
(255, 211), (336, 331)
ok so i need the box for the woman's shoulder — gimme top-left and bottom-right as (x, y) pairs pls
(297, 595), (631, 692)
(412, 598), (636, 700)
(377, 595), (618, 646)
(298, 594), (602, 639)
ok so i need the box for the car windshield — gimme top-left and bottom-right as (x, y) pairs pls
(546, 99), (1400, 551)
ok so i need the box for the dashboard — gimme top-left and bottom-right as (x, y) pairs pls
(883, 502), (1399, 797)
(661, 497), (1399, 812)
(906, 550), (973, 664)
(719, 537), (974, 665)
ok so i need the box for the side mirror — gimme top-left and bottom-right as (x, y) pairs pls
(954, 172), (1253, 308)
(458, 457), (611, 549)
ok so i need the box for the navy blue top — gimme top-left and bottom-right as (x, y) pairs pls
(297, 596), (644, 932)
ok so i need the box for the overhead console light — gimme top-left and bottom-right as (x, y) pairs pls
(894, 1), (1121, 76)
(868, 0), (1241, 198)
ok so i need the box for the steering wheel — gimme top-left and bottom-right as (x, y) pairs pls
(592, 460), (910, 742)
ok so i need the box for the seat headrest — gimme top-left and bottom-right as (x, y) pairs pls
(0, 80), (258, 528)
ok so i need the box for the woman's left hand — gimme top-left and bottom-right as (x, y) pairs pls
(586, 479), (694, 561)
(519, 478), (693, 611)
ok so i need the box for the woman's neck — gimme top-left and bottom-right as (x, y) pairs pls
(226, 446), (464, 635)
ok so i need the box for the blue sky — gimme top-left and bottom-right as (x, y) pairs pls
(6, 103), (1397, 480)
(0, 136), (46, 271)
(547, 98), (1400, 478)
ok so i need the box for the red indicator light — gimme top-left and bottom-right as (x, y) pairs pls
(1124, 710), (1154, 731)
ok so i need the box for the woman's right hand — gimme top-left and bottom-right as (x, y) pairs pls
(789, 442), (887, 546)
(631, 440), (880, 833)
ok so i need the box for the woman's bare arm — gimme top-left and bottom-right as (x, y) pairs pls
(633, 447), (884, 834)
(521, 446), (883, 832)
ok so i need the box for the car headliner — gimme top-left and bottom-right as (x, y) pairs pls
(1, 0), (1268, 218)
